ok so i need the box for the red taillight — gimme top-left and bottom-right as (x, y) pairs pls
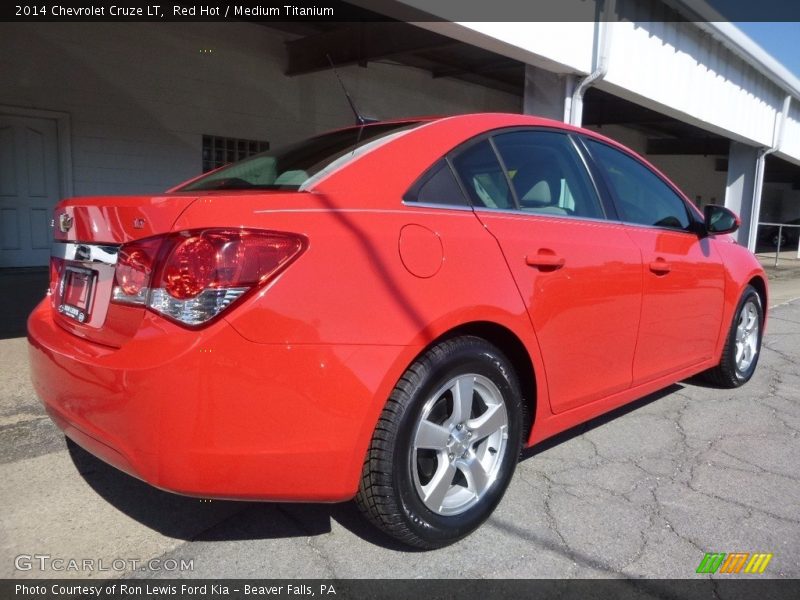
(204, 230), (305, 289)
(49, 257), (64, 295)
(118, 248), (154, 295)
(112, 238), (162, 305)
(163, 236), (215, 299)
(111, 229), (306, 326)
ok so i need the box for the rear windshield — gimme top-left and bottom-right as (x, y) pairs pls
(179, 122), (421, 192)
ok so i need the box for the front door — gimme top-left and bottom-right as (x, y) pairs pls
(0, 113), (61, 267)
(625, 228), (726, 382)
(583, 138), (726, 384)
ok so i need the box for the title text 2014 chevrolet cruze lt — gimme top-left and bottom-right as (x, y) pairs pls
(28, 114), (767, 548)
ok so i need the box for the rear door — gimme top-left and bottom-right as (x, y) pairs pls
(582, 138), (726, 384)
(452, 131), (643, 414)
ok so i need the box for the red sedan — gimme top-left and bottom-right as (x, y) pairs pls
(28, 113), (766, 548)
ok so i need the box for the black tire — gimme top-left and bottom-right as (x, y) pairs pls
(772, 232), (788, 248)
(356, 336), (524, 549)
(702, 285), (764, 388)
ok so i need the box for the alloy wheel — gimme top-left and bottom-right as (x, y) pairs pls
(735, 299), (760, 374)
(411, 374), (509, 516)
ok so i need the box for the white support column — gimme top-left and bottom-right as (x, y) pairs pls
(724, 141), (762, 248)
(523, 65), (575, 122)
(749, 151), (768, 252)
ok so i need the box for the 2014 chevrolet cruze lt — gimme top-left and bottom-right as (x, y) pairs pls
(29, 114), (766, 548)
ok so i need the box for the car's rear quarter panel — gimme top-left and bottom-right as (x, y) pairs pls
(172, 192), (546, 494)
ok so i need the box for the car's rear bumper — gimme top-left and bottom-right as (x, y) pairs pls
(27, 299), (408, 501)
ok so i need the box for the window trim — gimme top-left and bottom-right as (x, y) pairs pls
(570, 134), (620, 221)
(576, 135), (704, 235)
(402, 125), (614, 223)
(400, 200), (474, 213)
(448, 205), (620, 226)
(401, 125), (708, 232)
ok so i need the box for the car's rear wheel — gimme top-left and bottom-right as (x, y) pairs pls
(702, 285), (764, 388)
(356, 336), (523, 549)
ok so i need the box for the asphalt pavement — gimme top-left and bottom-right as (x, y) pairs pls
(1, 291), (798, 579)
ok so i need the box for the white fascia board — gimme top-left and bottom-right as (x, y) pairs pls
(671, 0), (800, 99)
(412, 20), (595, 75)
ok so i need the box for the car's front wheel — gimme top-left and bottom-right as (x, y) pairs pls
(356, 336), (524, 549)
(702, 285), (764, 388)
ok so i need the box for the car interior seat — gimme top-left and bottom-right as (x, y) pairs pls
(513, 151), (568, 215)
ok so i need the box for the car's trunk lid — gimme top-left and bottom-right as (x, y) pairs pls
(50, 195), (198, 347)
(53, 195), (197, 244)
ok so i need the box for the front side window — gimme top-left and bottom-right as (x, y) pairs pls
(493, 131), (604, 219)
(180, 122), (421, 192)
(586, 139), (691, 230)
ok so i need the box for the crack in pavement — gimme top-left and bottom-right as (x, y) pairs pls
(3, 301), (799, 578)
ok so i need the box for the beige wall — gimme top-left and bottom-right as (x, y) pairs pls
(0, 22), (519, 196)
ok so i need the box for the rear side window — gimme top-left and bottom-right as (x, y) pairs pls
(493, 131), (604, 219)
(180, 122), (421, 192)
(404, 160), (468, 206)
(451, 140), (514, 209)
(586, 139), (691, 230)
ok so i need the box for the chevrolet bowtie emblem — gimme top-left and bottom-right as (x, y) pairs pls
(58, 213), (73, 233)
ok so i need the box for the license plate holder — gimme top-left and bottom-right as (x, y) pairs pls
(59, 266), (96, 323)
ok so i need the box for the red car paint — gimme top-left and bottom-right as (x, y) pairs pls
(28, 113), (766, 503)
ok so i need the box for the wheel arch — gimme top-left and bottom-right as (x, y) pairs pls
(347, 316), (543, 500)
(748, 275), (768, 315)
(429, 320), (537, 441)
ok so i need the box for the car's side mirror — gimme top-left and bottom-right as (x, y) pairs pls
(703, 205), (740, 235)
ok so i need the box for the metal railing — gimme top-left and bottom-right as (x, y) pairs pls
(757, 222), (800, 267)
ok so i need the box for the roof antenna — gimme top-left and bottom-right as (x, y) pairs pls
(326, 54), (377, 126)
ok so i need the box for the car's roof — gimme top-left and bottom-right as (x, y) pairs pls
(310, 113), (697, 214)
(348, 112), (632, 155)
(338, 113), (581, 134)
